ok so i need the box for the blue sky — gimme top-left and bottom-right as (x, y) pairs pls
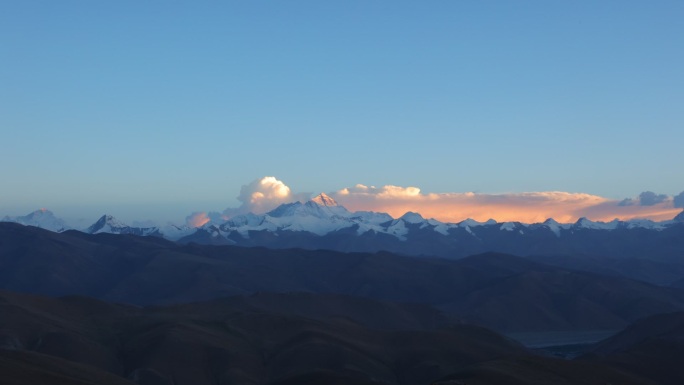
(1, 1), (682, 223)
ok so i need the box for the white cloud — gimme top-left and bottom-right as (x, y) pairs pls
(227, 176), (310, 215)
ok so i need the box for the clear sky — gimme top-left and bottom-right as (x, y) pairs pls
(1, 1), (682, 224)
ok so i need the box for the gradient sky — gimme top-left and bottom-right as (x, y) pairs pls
(1, 1), (683, 224)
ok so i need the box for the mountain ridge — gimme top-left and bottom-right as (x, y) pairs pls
(2, 222), (684, 334)
(4, 202), (684, 261)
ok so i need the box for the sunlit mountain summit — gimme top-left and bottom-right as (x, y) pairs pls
(1, 208), (69, 232)
(310, 192), (338, 207)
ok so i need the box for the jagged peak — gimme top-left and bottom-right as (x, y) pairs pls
(88, 214), (128, 232)
(310, 193), (338, 207)
(98, 214), (120, 223)
(574, 217), (620, 230)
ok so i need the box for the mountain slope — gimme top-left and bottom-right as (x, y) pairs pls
(0, 290), (658, 385)
(585, 312), (684, 385)
(443, 268), (684, 332)
(0, 290), (522, 385)
(2, 223), (684, 334)
(525, 254), (684, 286)
(0, 350), (137, 385)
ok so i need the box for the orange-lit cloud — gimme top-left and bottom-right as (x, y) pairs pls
(574, 201), (680, 222)
(186, 212), (211, 228)
(331, 184), (682, 223)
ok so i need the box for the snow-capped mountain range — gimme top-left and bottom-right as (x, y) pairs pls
(3, 193), (684, 259)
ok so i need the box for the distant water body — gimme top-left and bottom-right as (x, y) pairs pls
(505, 330), (620, 359)
(506, 330), (618, 348)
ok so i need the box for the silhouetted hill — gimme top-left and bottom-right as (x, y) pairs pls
(0, 290), (658, 385)
(443, 268), (684, 332)
(0, 290), (519, 385)
(203, 292), (453, 331)
(431, 355), (656, 385)
(525, 254), (684, 286)
(0, 349), (137, 385)
(455, 252), (559, 277)
(585, 312), (684, 385)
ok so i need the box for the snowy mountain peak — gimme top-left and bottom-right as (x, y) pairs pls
(29, 208), (50, 216)
(86, 214), (159, 236)
(400, 212), (425, 224)
(458, 218), (497, 227)
(500, 222), (518, 231)
(575, 217), (619, 230)
(310, 193), (338, 207)
(540, 218), (564, 237)
(104, 215), (125, 226)
(87, 215), (128, 234)
(0, 208), (69, 232)
(575, 217), (595, 227)
(23, 208), (57, 221)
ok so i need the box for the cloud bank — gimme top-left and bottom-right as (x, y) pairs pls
(185, 177), (683, 227)
(331, 185), (681, 223)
